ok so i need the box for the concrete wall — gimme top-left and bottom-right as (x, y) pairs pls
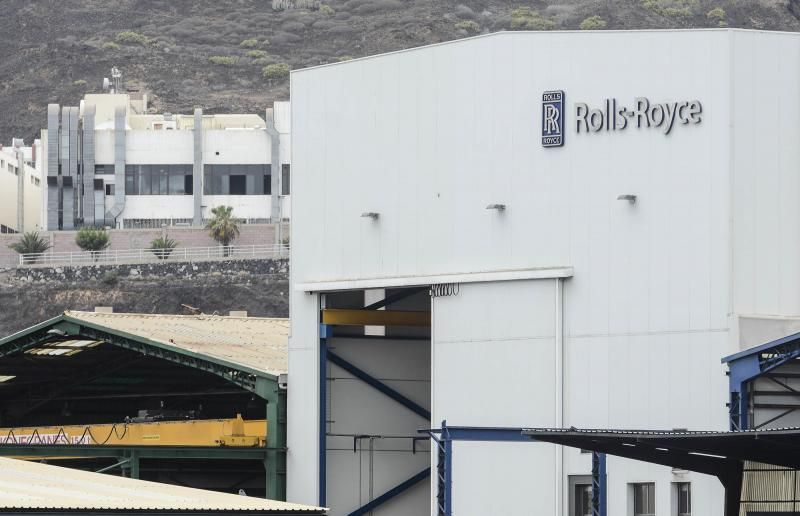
(289, 29), (763, 515)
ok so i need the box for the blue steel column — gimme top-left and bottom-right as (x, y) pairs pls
(319, 323), (331, 507)
(592, 452), (607, 516)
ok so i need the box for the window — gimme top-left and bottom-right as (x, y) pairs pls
(229, 174), (247, 195)
(281, 163), (290, 195)
(95, 165), (115, 175)
(105, 184), (115, 196)
(675, 483), (690, 516)
(124, 165), (192, 195)
(203, 164), (270, 195)
(633, 483), (656, 516)
(574, 484), (592, 516)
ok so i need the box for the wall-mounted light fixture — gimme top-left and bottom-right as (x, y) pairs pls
(617, 194), (637, 205)
(361, 212), (380, 220)
(486, 204), (506, 211)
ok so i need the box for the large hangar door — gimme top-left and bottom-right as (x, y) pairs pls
(432, 278), (561, 515)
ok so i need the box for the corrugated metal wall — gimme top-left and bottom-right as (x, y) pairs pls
(740, 462), (800, 515)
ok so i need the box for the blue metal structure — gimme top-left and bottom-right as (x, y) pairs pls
(326, 350), (431, 420)
(722, 331), (800, 430)
(318, 324), (333, 507)
(592, 452), (607, 516)
(424, 421), (550, 516)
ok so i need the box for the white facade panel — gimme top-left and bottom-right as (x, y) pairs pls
(121, 196), (194, 220)
(126, 131), (193, 164)
(203, 130), (269, 164)
(731, 31), (800, 318)
(202, 196), (271, 220)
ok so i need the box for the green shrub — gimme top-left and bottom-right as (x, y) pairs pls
(579, 15), (607, 30)
(706, 7), (725, 21)
(262, 63), (291, 80)
(209, 55), (239, 66)
(100, 270), (120, 286)
(102, 41), (120, 50)
(72, 79), (88, 87)
(9, 231), (51, 264)
(75, 227), (110, 261)
(510, 7), (556, 30)
(149, 235), (177, 260)
(240, 38), (260, 48)
(455, 20), (480, 33)
(115, 31), (150, 46)
(246, 49), (269, 59)
(640, 0), (697, 19)
(319, 4), (335, 15)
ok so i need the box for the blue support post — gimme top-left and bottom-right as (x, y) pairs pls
(319, 324), (332, 507)
(442, 422), (453, 516)
(592, 452), (607, 516)
(347, 468), (431, 516)
(327, 350), (431, 421)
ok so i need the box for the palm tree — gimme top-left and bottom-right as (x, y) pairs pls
(8, 231), (51, 264)
(206, 206), (240, 257)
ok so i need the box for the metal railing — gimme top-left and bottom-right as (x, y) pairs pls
(18, 244), (290, 267)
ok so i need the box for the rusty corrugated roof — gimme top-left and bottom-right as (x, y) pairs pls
(0, 457), (324, 513)
(64, 311), (288, 377)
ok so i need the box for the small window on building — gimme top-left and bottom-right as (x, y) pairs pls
(94, 179), (103, 190)
(184, 174), (193, 195)
(574, 484), (592, 516)
(105, 184), (115, 196)
(281, 164), (290, 195)
(675, 483), (690, 516)
(229, 174), (246, 195)
(632, 483), (656, 516)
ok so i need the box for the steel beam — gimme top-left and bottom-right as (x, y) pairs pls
(321, 309), (431, 328)
(347, 467), (431, 516)
(0, 444), (273, 460)
(327, 350), (430, 421)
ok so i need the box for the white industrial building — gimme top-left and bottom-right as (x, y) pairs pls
(288, 29), (800, 515)
(0, 139), (43, 233)
(42, 74), (291, 230)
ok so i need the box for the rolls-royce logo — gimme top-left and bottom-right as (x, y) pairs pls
(542, 90), (564, 147)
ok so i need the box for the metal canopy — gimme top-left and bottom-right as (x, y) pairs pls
(0, 312), (288, 501)
(722, 332), (800, 430)
(522, 427), (800, 516)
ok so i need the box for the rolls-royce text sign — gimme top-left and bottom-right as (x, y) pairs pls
(542, 92), (703, 147)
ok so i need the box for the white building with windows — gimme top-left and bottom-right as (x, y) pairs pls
(41, 82), (290, 230)
(0, 139), (43, 234)
(288, 29), (800, 516)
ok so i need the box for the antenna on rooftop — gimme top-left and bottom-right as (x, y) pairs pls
(103, 67), (123, 94)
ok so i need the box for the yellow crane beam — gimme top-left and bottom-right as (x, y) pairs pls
(321, 309), (431, 327)
(0, 415), (266, 449)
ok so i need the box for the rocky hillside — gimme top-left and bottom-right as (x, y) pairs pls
(1, 0), (799, 142)
(0, 259), (289, 336)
